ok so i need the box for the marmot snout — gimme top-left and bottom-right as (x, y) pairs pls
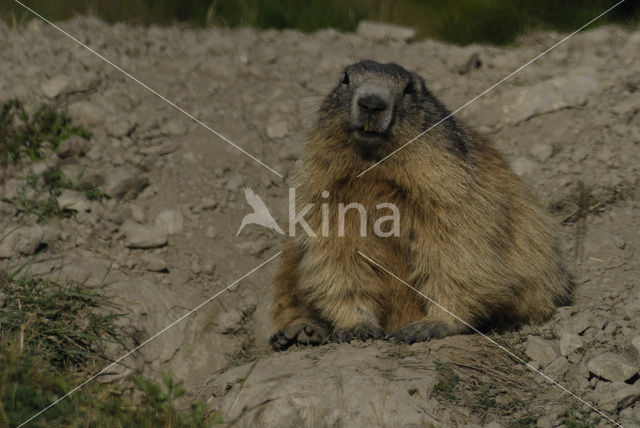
(270, 60), (571, 350)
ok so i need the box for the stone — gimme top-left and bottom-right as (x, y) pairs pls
(57, 189), (91, 212)
(101, 167), (147, 199)
(214, 309), (245, 334)
(545, 356), (569, 378)
(0, 225), (53, 258)
(0, 201), (16, 217)
(155, 210), (184, 235)
(612, 98), (640, 115)
(597, 382), (640, 413)
(587, 353), (638, 382)
(57, 135), (88, 158)
(629, 336), (640, 362)
(511, 157), (538, 177)
(122, 222), (167, 249)
(68, 101), (104, 127)
(206, 226), (218, 239)
(561, 313), (592, 335)
(492, 73), (601, 125)
(524, 335), (557, 365)
(266, 121), (289, 139)
(559, 333), (583, 356)
(356, 21), (416, 42)
(529, 142), (554, 163)
(130, 204), (146, 223)
(41, 75), (71, 98)
(190, 260), (201, 274)
(140, 253), (167, 272)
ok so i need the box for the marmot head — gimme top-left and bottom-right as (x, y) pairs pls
(317, 60), (452, 160)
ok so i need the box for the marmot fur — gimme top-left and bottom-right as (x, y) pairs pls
(270, 60), (570, 350)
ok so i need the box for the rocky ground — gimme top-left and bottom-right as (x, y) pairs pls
(1, 16), (640, 428)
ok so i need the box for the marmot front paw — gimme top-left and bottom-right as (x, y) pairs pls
(270, 322), (328, 351)
(331, 323), (386, 343)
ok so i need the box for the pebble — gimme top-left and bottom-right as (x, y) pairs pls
(559, 332), (583, 356)
(597, 382), (640, 413)
(629, 336), (640, 362)
(57, 189), (91, 212)
(140, 253), (168, 272)
(68, 101), (104, 127)
(206, 226), (218, 239)
(130, 204), (146, 223)
(524, 335), (557, 365)
(511, 157), (538, 177)
(529, 142), (554, 163)
(266, 121), (289, 139)
(214, 309), (245, 334)
(57, 135), (88, 158)
(0, 225), (53, 259)
(41, 75), (71, 98)
(122, 222), (168, 249)
(155, 210), (184, 235)
(191, 260), (201, 274)
(587, 352), (638, 382)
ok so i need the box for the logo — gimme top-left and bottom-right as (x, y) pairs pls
(236, 187), (400, 238)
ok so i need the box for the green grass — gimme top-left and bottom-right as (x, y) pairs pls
(1, 0), (639, 45)
(432, 359), (460, 401)
(0, 269), (219, 427)
(0, 99), (91, 165)
(563, 403), (601, 428)
(0, 99), (100, 221)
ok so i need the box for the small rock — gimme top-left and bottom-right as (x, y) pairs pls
(0, 201), (16, 217)
(122, 222), (167, 249)
(214, 309), (245, 334)
(356, 21), (416, 42)
(202, 261), (215, 275)
(200, 197), (217, 210)
(41, 75), (70, 98)
(512, 157), (538, 177)
(525, 335), (557, 365)
(559, 333), (583, 356)
(266, 121), (289, 139)
(629, 336), (640, 362)
(140, 253), (167, 272)
(191, 260), (201, 274)
(0, 225), (53, 258)
(612, 98), (640, 115)
(614, 236), (626, 249)
(483, 422), (503, 428)
(57, 189), (90, 212)
(130, 204), (146, 223)
(545, 356), (569, 378)
(561, 313), (591, 335)
(101, 167), (147, 200)
(155, 210), (184, 235)
(587, 353), (638, 382)
(206, 226), (218, 239)
(57, 135), (88, 158)
(597, 382), (640, 413)
(68, 101), (104, 127)
(529, 143), (554, 163)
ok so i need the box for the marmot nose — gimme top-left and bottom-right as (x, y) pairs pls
(357, 94), (388, 114)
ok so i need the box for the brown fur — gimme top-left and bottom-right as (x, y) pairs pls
(270, 60), (570, 349)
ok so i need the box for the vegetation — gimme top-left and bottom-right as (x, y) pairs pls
(432, 359), (460, 401)
(1, 0), (639, 45)
(0, 99), (100, 221)
(0, 269), (218, 427)
(0, 99), (90, 164)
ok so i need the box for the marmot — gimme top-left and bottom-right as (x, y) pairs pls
(270, 60), (570, 350)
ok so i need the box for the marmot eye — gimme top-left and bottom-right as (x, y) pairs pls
(342, 72), (350, 85)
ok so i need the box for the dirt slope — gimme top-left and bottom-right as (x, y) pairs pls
(1, 17), (639, 427)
